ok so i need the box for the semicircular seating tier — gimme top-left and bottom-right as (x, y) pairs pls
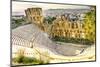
(12, 24), (95, 63)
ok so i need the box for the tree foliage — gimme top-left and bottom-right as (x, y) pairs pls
(44, 16), (56, 24)
(83, 6), (96, 42)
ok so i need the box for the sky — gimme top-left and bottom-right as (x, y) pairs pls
(12, 1), (90, 15)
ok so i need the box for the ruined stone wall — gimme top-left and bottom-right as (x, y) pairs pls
(25, 8), (47, 32)
(50, 15), (85, 38)
(25, 8), (43, 24)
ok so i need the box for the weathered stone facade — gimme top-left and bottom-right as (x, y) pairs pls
(25, 8), (44, 24)
(25, 8), (47, 31)
(50, 15), (85, 38)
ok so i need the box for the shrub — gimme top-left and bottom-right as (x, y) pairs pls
(52, 36), (94, 45)
(13, 49), (50, 64)
(22, 57), (34, 64)
(12, 56), (50, 64)
(16, 55), (24, 63)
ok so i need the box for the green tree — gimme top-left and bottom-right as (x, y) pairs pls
(84, 6), (96, 42)
(44, 16), (56, 24)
